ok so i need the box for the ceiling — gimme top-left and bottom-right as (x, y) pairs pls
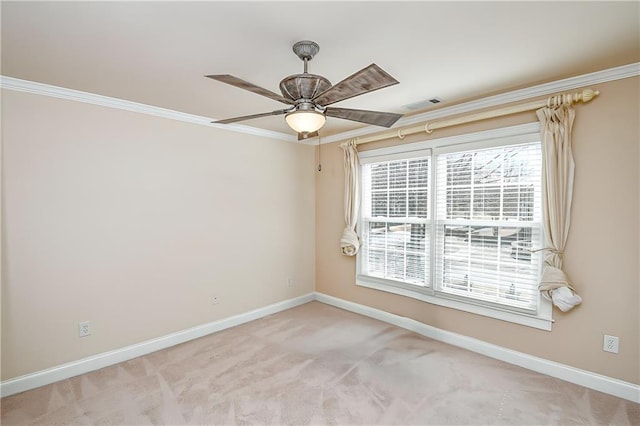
(2, 1), (639, 139)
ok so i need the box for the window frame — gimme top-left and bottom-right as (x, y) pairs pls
(356, 123), (552, 330)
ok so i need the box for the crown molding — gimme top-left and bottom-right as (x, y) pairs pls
(320, 61), (640, 144)
(0, 76), (296, 142)
(2, 62), (638, 145)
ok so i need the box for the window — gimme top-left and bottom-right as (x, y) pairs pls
(361, 155), (431, 287)
(357, 124), (551, 329)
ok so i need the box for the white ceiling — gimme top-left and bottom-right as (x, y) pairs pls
(2, 1), (639, 138)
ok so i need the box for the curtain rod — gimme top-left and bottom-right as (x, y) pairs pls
(339, 89), (599, 148)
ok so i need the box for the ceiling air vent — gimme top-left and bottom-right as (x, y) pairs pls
(402, 97), (444, 111)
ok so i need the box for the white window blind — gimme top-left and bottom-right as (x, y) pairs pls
(360, 155), (431, 287)
(435, 142), (542, 312)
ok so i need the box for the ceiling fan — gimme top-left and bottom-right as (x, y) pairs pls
(206, 40), (403, 139)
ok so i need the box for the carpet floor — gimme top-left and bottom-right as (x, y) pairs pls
(1, 301), (638, 425)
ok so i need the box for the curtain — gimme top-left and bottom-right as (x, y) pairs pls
(536, 101), (582, 312)
(340, 140), (361, 256)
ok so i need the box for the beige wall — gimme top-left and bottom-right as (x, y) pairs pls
(1, 90), (316, 380)
(316, 76), (640, 385)
(2, 75), (638, 386)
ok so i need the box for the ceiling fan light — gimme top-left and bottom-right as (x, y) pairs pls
(285, 110), (326, 133)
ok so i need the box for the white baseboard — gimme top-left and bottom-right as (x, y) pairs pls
(0, 293), (315, 398)
(3, 291), (638, 404)
(313, 292), (640, 404)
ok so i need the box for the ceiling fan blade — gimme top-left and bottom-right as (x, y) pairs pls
(298, 131), (319, 141)
(325, 107), (403, 128)
(312, 64), (399, 106)
(206, 74), (295, 105)
(212, 109), (290, 125)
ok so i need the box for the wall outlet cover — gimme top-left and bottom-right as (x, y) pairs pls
(79, 321), (91, 338)
(603, 334), (619, 354)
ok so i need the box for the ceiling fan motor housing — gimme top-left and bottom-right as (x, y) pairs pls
(279, 74), (331, 103)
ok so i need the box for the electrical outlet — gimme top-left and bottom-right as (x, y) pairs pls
(287, 278), (294, 288)
(603, 334), (619, 354)
(79, 321), (91, 338)
(212, 296), (220, 305)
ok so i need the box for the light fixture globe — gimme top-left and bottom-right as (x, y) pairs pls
(285, 108), (326, 133)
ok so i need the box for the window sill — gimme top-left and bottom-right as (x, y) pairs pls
(356, 275), (553, 331)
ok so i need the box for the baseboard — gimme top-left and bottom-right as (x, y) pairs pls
(0, 293), (315, 398)
(3, 292), (638, 404)
(313, 292), (640, 404)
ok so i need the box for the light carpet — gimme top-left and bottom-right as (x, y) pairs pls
(1, 301), (638, 425)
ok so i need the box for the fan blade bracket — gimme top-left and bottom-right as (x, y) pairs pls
(312, 64), (399, 107)
(206, 74), (295, 105)
(297, 131), (319, 141)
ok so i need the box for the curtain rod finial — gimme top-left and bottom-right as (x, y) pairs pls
(581, 89), (599, 103)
